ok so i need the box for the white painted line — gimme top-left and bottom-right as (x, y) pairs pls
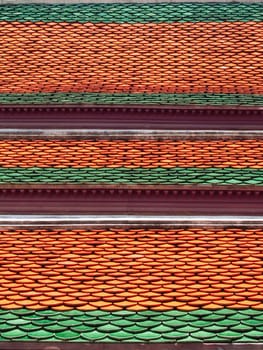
(0, 215), (262, 227)
(1, 129), (263, 139)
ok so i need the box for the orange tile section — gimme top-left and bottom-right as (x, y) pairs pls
(0, 228), (263, 311)
(0, 22), (262, 94)
(0, 139), (263, 168)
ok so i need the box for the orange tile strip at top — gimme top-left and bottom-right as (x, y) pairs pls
(0, 139), (263, 168)
(0, 22), (262, 94)
(1, 228), (263, 311)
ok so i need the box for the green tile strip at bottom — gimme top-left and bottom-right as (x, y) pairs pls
(0, 93), (262, 106)
(0, 167), (263, 185)
(0, 308), (263, 342)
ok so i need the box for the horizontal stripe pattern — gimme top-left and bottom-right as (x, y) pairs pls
(0, 93), (262, 105)
(0, 308), (262, 342)
(0, 22), (262, 96)
(1, 228), (263, 311)
(0, 167), (262, 185)
(0, 139), (262, 169)
(0, 3), (262, 23)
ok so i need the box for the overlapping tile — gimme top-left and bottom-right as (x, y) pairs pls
(0, 227), (263, 310)
(0, 1), (262, 347)
(0, 3), (262, 105)
(0, 226), (263, 342)
(0, 139), (263, 185)
(0, 308), (263, 342)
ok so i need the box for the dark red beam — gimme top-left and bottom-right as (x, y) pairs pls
(0, 186), (263, 215)
(0, 105), (262, 130)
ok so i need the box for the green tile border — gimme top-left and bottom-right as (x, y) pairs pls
(0, 308), (263, 342)
(0, 3), (262, 23)
(0, 167), (263, 185)
(0, 93), (262, 106)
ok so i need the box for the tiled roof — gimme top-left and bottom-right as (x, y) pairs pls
(0, 2), (262, 105)
(0, 138), (262, 185)
(0, 226), (263, 342)
(1, 308), (263, 342)
(0, 1), (262, 347)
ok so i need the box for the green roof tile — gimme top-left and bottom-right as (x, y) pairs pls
(0, 308), (263, 342)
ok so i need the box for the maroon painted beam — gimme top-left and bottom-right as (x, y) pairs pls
(0, 186), (262, 215)
(0, 105), (262, 130)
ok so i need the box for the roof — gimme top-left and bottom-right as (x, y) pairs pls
(0, 137), (263, 186)
(0, 225), (263, 343)
(0, 2), (262, 106)
(0, 1), (263, 348)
